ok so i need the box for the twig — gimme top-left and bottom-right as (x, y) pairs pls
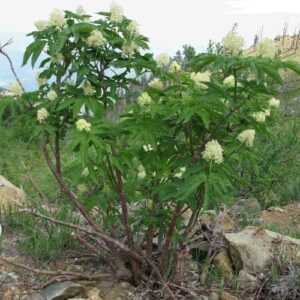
(76, 234), (110, 265)
(25, 172), (52, 212)
(207, 208), (227, 260)
(0, 256), (116, 283)
(0, 39), (25, 92)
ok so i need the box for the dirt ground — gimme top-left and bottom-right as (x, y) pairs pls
(261, 201), (300, 235)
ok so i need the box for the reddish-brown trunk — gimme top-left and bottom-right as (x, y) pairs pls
(115, 168), (141, 285)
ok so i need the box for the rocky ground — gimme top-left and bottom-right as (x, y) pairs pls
(1, 176), (300, 299)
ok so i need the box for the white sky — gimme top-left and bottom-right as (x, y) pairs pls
(0, 0), (300, 54)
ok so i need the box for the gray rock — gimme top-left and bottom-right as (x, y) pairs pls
(0, 175), (26, 212)
(27, 292), (46, 300)
(225, 226), (300, 274)
(120, 281), (130, 289)
(99, 280), (114, 289)
(0, 272), (18, 284)
(209, 292), (220, 300)
(44, 281), (84, 300)
(237, 270), (259, 292)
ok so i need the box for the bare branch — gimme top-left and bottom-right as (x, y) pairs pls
(0, 38), (25, 92)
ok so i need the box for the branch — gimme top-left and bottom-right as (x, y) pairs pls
(115, 167), (141, 284)
(21, 207), (145, 265)
(159, 204), (183, 275)
(42, 143), (101, 233)
(0, 256), (120, 288)
(0, 38), (25, 92)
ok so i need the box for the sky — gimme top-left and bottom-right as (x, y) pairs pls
(0, 0), (300, 89)
(0, 0), (300, 54)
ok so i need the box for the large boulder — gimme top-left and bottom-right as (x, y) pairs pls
(0, 175), (26, 212)
(225, 226), (300, 274)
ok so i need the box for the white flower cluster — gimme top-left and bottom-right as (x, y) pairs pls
(51, 53), (64, 65)
(256, 38), (277, 58)
(223, 75), (235, 87)
(10, 82), (23, 96)
(222, 31), (245, 55)
(36, 73), (47, 86)
(87, 30), (106, 48)
(174, 167), (186, 179)
(76, 5), (86, 16)
(220, 98), (229, 106)
(127, 20), (139, 35)
(156, 53), (170, 67)
(82, 167), (89, 177)
(47, 90), (58, 101)
(110, 3), (123, 23)
(121, 41), (138, 57)
(264, 108), (271, 117)
(37, 108), (49, 123)
(35, 20), (48, 31)
(138, 165), (146, 179)
(203, 140), (224, 164)
(237, 129), (256, 147)
(48, 9), (67, 30)
(76, 119), (91, 132)
(169, 61), (181, 73)
(143, 144), (153, 152)
(83, 81), (96, 96)
(148, 78), (163, 90)
(190, 71), (211, 89)
(252, 111), (266, 123)
(268, 97), (280, 108)
(138, 92), (152, 106)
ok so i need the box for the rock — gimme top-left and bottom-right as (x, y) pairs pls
(225, 226), (300, 273)
(209, 291), (220, 300)
(221, 292), (238, 300)
(86, 288), (103, 300)
(0, 272), (19, 283)
(120, 282), (130, 289)
(268, 206), (285, 213)
(212, 249), (233, 280)
(237, 270), (259, 293)
(99, 280), (114, 289)
(0, 175), (26, 212)
(21, 292), (45, 300)
(2, 290), (13, 300)
(28, 292), (46, 300)
(44, 281), (84, 300)
(1, 287), (21, 300)
(199, 296), (209, 300)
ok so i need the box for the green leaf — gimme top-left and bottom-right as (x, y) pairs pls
(72, 99), (84, 118)
(31, 40), (47, 68)
(284, 60), (300, 75)
(57, 98), (75, 110)
(196, 111), (210, 130)
(260, 65), (282, 83)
